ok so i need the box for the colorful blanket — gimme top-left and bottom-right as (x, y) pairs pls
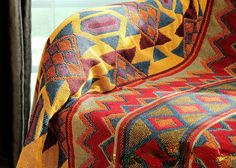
(17, 0), (236, 167)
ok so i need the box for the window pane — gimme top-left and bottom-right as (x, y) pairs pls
(32, 8), (54, 66)
(55, 8), (84, 25)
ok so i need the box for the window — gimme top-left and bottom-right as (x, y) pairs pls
(31, 0), (131, 107)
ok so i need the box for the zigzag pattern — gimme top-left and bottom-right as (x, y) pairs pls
(72, 74), (236, 167)
(209, 2), (236, 75)
(207, 0), (236, 75)
(113, 80), (236, 167)
(75, 87), (162, 167)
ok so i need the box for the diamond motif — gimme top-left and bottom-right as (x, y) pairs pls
(149, 117), (184, 131)
(52, 53), (64, 65)
(196, 96), (229, 103)
(173, 104), (206, 114)
(126, 2), (160, 43)
(42, 36), (85, 82)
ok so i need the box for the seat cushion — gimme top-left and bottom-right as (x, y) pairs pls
(67, 75), (236, 167)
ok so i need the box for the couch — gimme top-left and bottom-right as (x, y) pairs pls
(17, 0), (236, 167)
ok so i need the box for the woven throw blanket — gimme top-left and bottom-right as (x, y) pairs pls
(17, 0), (236, 167)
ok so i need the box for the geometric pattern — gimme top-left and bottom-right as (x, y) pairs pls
(184, 18), (203, 57)
(42, 36), (85, 82)
(114, 81), (236, 167)
(81, 14), (121, 35)
(17, 0), (236, 168)
(115, 56), (146, 86)
(153, 48), (167, 61)
(125, 2), (160, 45)
(101, 36), (120, 50)
(76, 36), (96, 56)
(208, 1), (236, 76)
(175, 0), (183, 14)
(148, 117), (184, 131)
(172, 104), (206, 114)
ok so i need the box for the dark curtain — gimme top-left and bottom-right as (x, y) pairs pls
(0, 0), (31, 167)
